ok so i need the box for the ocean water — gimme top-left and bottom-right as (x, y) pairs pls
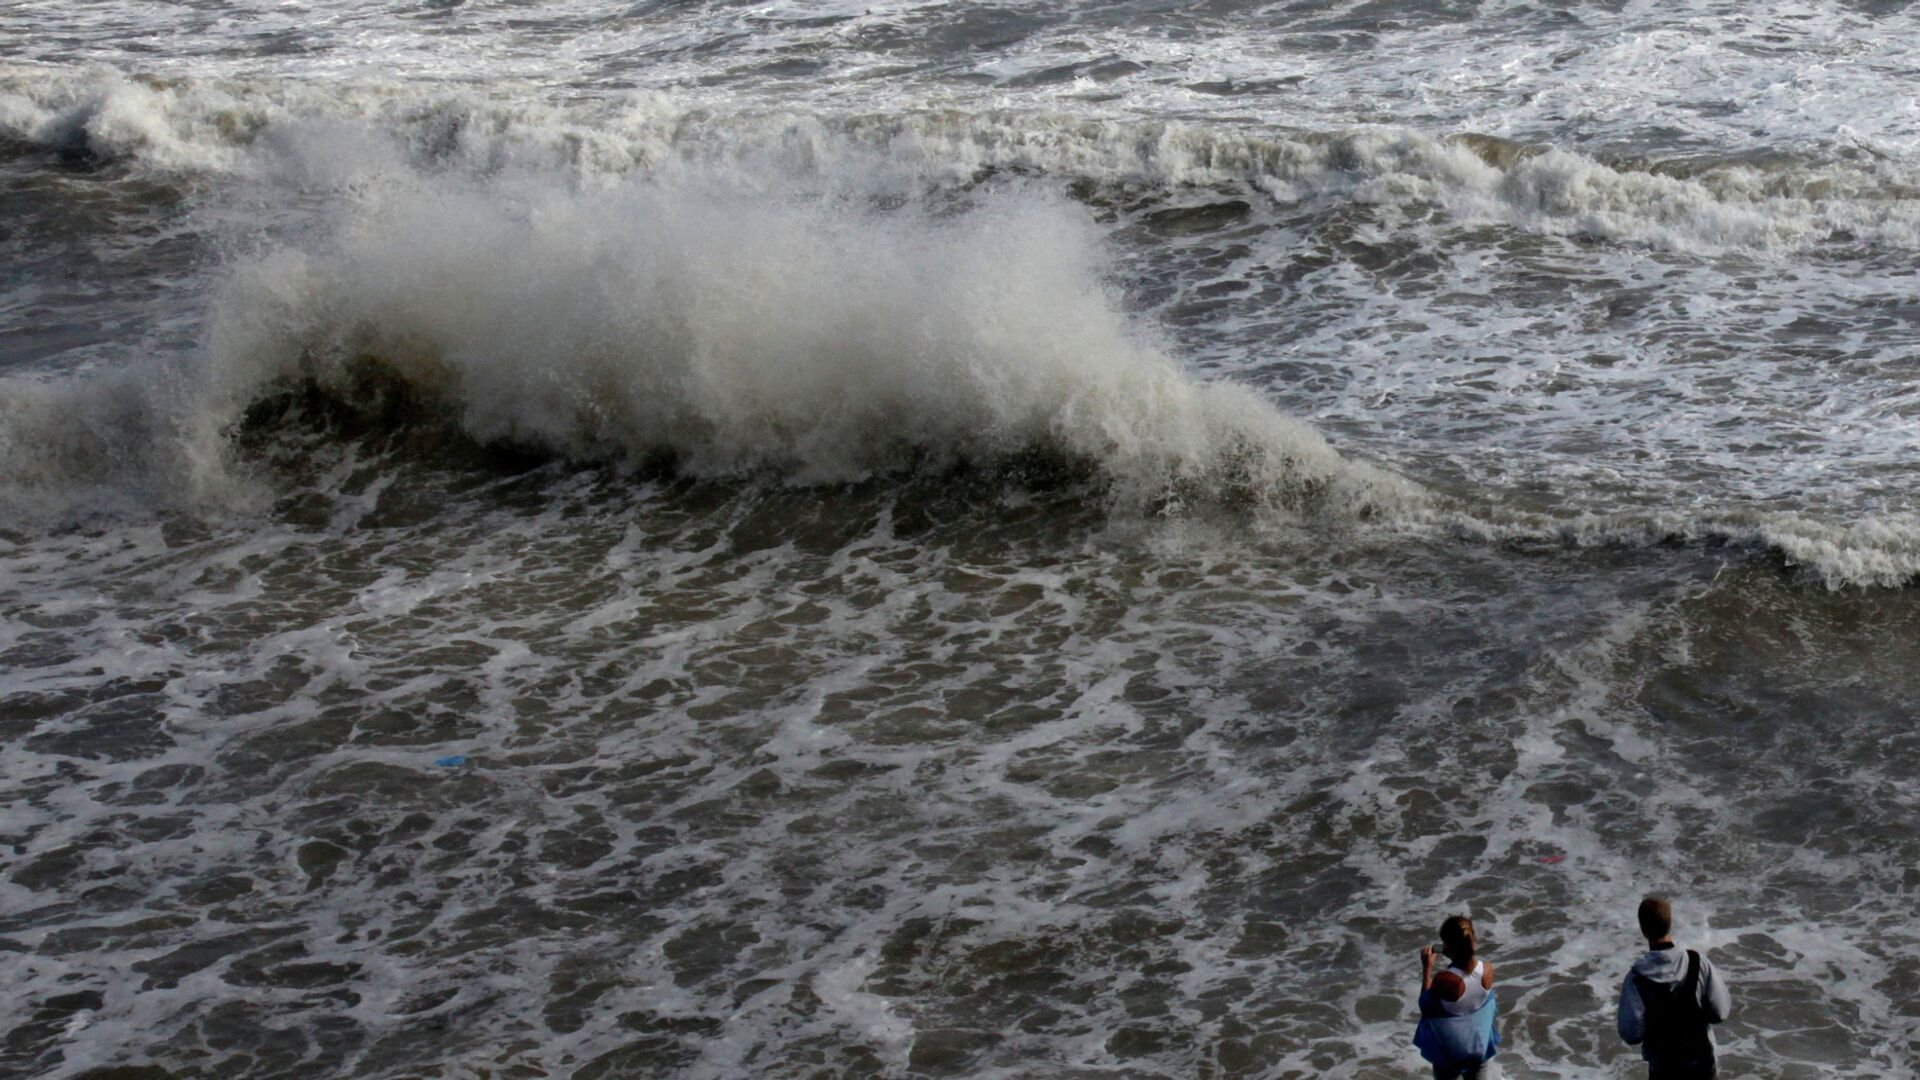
(4, 2), (1920, 1076)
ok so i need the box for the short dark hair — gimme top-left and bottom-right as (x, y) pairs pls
(1638, 896), (1673, 941)
(1438, 915), (1475, 966)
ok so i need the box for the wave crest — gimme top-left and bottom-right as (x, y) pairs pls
(8, 64), (1920, 253)
(215, 183), (1417, 515)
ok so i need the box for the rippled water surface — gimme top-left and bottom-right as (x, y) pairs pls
(5, 2), (1920, 1077)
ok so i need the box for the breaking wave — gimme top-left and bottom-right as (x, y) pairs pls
(0, 175), (1421, 530)
(215, 180), (1419, 515)
(5, 78), (1918, 588)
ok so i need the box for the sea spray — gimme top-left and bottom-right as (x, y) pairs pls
(0, 361), (248, 524)
(0, 173), (1419, 525)
(204, 177), (1423, 517)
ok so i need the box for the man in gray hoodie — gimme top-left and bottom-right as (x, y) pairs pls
(1618, 896), (1732, 1079)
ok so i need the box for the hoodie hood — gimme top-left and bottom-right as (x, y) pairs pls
(1631, 947), (1689, 985)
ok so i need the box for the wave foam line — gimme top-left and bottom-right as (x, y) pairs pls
(7, 64), (1920, 254)
(1441, 507), (1920, 590)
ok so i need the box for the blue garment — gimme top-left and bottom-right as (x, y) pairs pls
(1413, 987), (1500, 1068)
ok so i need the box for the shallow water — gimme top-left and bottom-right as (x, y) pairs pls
(5, 2), (1920, 1077)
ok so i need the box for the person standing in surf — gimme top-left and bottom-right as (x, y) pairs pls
(1618, 896), (1732, 1079)
(1414, 915), (1500, 1079)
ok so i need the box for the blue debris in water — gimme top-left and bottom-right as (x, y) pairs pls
(434, 755), (466, 768)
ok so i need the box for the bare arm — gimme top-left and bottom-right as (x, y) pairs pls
(1420, 945), (1437, 991)
(1481, 962), (1494, 989)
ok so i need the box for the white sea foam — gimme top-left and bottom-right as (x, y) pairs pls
(9, 64), (1920, 255)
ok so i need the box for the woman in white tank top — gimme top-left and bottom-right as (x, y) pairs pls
(1421, 915), (1494, 1008)
(1417, 914), (1499, 1078)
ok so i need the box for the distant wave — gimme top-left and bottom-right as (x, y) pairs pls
(6, 64), (1920, 254)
